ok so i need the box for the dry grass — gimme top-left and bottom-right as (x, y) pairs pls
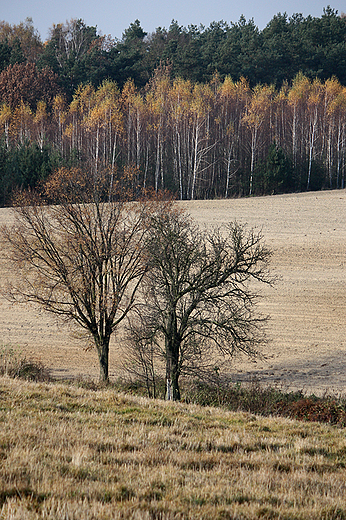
(1, 377), (346, 519)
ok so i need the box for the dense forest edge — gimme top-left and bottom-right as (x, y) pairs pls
(0, 7), (346, 204)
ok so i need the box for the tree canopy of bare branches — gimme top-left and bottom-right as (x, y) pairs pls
(126, 206), (273, 400)
(1, 170), (151, 381)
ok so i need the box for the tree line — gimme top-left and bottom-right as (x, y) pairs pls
(0, 70), (346, 204)
(0, 8), (346, 96)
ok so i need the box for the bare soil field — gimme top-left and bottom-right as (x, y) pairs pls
(0, 190), (345, 395)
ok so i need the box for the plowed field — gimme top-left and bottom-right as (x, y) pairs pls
(1, 190), (345, 395)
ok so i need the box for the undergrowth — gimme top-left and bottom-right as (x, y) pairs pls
(0, 345), (50, 382)
(73, 373), (346, 427)
(183, 379), (346, 427)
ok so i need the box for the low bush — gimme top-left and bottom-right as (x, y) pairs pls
(0, 345), (50, 382)
(183, 379), (346, 426)
(115, 375), (346, 426)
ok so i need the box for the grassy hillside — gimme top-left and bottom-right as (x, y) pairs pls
(1, 376), (346, 519)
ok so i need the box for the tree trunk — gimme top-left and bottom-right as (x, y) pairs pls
(307, 108), (317, 191)
(96, 336), (110, 383)
(165, 331), (181, 401)
(249, 127), (258, 196)
(165, 355), (181, 401)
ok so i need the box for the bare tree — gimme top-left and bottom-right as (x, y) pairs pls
(1, 169), (150, 382)
(128, 206), (272, 400)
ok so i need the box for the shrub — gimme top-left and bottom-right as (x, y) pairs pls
(0, 345), (50, 382)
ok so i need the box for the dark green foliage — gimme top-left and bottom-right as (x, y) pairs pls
(0, 40), (11, 72)
(31, 9), (346, 92)
(8, 37), (25, 66)
(108, 8), (346, 89)
(0, 140), (63, 206)
(255, 142), (292, 195)
(305, 159), (325, 192)
(108, 20), (149, 88)
(2, 9), (346, 95)
(291, 158), (326, 193)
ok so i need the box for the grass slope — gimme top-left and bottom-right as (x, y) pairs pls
(1, 377), (346, 519)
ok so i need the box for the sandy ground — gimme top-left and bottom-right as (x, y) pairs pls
(0, 190), (345, 395)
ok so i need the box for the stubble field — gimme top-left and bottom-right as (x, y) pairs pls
(0, 189), (345, 396)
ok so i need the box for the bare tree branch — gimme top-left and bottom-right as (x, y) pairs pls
(125, 206), (273, 400)
(1, 169), (155, 382)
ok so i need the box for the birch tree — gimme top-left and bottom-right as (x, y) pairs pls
(243, 84), (274, 195)
(168, 78), (192, 199)
(217, 76), (249, 197)
(0, 104), (12, 148)
(306, 79), (323, 190)
(189, 83), (215, 199)
(146, 70), (170, 192)
(287, 73), (310, 182)
(52, 94), (67, 156)
(33, 101), (48, 151)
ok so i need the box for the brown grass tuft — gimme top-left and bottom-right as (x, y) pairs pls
(0, 345), (50, 382)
